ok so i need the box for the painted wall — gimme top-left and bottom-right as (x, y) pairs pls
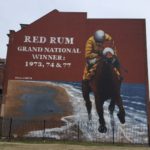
(1, 10), (149, 142)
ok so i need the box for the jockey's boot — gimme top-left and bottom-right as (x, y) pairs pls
(87, 64), (97, 80)
(87, 70), (95, 79)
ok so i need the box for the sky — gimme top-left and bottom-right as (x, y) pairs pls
(0, 0), (150, 78)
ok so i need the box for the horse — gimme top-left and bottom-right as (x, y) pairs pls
(82, 57), (125, 133)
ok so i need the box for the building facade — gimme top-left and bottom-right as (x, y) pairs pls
(1, 10), (149, 143)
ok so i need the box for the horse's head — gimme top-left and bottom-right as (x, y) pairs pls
(95, 48), (120, 84)
(95, 47), (115, 67)
(97, 47), (115, 70)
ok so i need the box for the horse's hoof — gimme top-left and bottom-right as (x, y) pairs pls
(117, 113), (125, 124)
(98, 125), (107, 133)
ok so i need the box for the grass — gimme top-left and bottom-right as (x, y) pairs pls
(0, 139), (150, 150)
(0, 138), (149, 148)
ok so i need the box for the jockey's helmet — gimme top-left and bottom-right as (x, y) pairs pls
(94, 30), (105, 42)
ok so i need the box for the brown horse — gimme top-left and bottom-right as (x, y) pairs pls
(82, 58), (125, 133)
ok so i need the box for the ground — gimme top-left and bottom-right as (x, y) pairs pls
(0, 142), (149, 150)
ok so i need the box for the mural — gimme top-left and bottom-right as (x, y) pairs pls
(1, 10), (149, 143)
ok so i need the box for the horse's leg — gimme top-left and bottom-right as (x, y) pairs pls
(82, 80), (92, 120)
(94, 95), (107, 133)
(115, 95), (125, 124)
(108, 99), (115, 115)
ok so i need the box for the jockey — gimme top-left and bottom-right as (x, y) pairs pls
(83, 30), (122, 80)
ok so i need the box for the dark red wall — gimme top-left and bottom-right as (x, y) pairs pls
(5, 11), (148, 84)
(5, 10), (87, 82)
